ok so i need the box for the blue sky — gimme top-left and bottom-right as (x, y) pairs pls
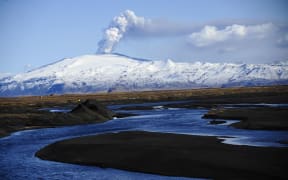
(0, 0), (288, 73)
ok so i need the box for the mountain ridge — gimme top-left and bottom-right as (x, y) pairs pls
(1, 54), (288, 96)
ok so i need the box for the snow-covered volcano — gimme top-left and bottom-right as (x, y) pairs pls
(1, 54), (288, 96)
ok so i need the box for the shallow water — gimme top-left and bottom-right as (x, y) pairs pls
(1, 101), (287, 179)
(39, 107), (72, 113)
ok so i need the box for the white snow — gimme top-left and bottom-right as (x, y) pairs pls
(0, 54), (287, 96)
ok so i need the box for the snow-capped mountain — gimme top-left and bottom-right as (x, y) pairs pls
(1, 54), (288, 96)
(0, 73), (12, 80)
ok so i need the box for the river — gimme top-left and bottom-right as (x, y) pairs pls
(1, 101), (287, 180)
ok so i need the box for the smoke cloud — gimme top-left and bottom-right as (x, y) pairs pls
(97, 10), (149, 54)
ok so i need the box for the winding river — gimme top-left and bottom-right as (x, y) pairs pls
(1, 101), (288, 180)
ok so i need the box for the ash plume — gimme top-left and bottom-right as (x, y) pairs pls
(97, 10), (148, 54)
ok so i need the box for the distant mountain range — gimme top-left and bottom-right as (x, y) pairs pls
(1, 54), (287, 96)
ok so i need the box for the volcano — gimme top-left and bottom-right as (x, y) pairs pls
(1, 54), (287, 96)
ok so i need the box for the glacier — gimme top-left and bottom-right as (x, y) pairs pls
(0, 54), (288, 96)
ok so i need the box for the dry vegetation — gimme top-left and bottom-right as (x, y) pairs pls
(1, 85), (288, 106)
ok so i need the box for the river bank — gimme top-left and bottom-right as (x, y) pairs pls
(36, 131), (288, 179)
(203, 107), (288, 130)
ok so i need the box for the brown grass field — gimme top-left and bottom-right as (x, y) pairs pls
(1, 85), (288, 137)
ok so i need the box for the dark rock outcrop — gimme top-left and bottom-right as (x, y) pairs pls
(71, 99), (116, 122)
